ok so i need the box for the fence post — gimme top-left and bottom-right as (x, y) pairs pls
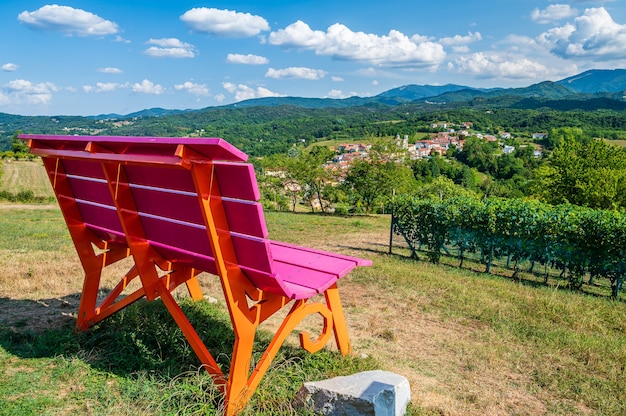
(388, 189), (395, 255)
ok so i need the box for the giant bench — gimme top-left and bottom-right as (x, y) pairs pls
(19, 134), (372, 415)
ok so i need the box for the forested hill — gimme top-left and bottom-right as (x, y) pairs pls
(2, 68), (626, 155)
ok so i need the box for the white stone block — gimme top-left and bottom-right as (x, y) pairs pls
(296, 370), (411, 415)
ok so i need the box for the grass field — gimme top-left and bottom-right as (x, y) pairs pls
(0, 160), (55, 198)
(2, 162), (626, 415)
(605, 138), (626, 148)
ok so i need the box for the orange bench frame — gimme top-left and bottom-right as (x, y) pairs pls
(20, 134), (371, 415)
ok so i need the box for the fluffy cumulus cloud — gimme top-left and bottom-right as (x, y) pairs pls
(538, 7), (626, 60)
(268, 21), (446, 68)
(226, 53), (269, 65)
(180, 8), (269, 37)
(144, 38), (195, 58)
(531, 4), (578, 24)
(0, 79), (58, 106)
(2, 63), (18, 72)
(175, 81), (210, 96)
(265, 67), (328, 80)
(222, 82), (281, 101)
(18, 5), (118, 36)
(451, 52), (552, 80)
(132, 79), (165, 95)
(83, 82), (129, 93)
(97, 67), (123, 74)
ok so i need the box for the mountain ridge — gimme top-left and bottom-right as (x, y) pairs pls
(102, 68), (626, 119)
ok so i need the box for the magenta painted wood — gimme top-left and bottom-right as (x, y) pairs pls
(140, 216), (213, 256)
(21, 134), (248, 162)
(67, 177), (114, 206)
(272, 261), (338, 292)
(278, 281), (319, 299)
(149, 241), (220, 277)
(214, 162), (260, 201)
(222, 199), (268, 238)
(229, 235), (274, 273)
(270, 243), (356, 278)
(21, 133), (371, 300)
(61, 159), (107, 179)
(271, 240), (373, 267)
(83, 222), (128, 245)
(131, 187), (205, 225)
(76, 202), (124, 235)
(125, 165), (197, 193)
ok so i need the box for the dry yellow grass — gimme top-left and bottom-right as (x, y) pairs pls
(0, 160), (54, 197)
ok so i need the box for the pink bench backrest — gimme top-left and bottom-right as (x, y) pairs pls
(22, 135), (281, 290)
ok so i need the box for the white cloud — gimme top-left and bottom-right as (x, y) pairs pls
(538, 7), (626, 60)
(269, 20), (326, 48)
(269, 20), (446, 68)
(214, 93), (225, 102)
(331, 76), (344, 82)
(452, 46), (470, 53)
(222, 82), (281, 101)
(531, 4), (578, 24)
(439, 31), (482, 46)
(83, 82), (129, 93)
(97, 67), (123, 74)
(326, 89), (346, 98)
(0, 79), (58, 106)
(2, 63), (18, 72)
(227, 53), (269, 65)
(265, 67), (328, 80)
(180, 8), (269, 37)
(451, 52), (553, 80)
(175, 81), (210, 96)
(132, 79), (165, 95)
(18, 5), (118, 36)
(144, 38), (195, 58)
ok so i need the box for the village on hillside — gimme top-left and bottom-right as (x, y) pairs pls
(322, 121), (544, 175)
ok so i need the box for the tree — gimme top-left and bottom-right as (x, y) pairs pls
(285, 145), (335, 212)
(454, 136), (497, 174)
(11, 132), (29, 155)
(343, 143), (416, 213)
(533, 137), (626, 209)
(414, 176), (478, 201)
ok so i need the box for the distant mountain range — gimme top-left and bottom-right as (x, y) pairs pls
(3, 68), (626, 152)
(89, 68), (626, 119)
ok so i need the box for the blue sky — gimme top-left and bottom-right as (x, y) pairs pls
(1, 0), (625, 116)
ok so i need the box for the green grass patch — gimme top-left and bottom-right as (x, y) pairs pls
(0, 208), (70, 252)
(264, 211), (384, 243)
(0, 298), (378, 415)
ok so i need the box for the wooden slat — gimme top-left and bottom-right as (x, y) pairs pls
(214, 162), (260, 201)
(61, 158), (107, 179)
(125, 164), (197, 193)
(223, 199), (268, 238)
(67, 177), (114, 206)
(131, 187), (205, 225)
(271, 240), (373, 267)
